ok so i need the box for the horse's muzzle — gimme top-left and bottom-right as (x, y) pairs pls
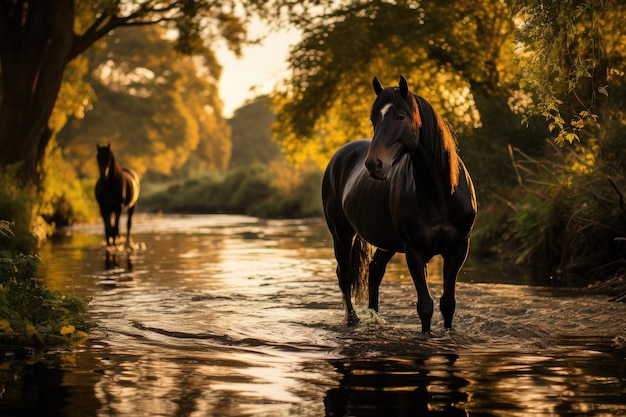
(365, 157), (389, 180)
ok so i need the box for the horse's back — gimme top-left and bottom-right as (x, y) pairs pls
(324, 139), (370, 177)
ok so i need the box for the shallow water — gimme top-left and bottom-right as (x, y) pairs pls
(1, 214), (625, 416)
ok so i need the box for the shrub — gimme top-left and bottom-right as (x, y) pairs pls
(141, 162), (324, 218)
(0, 222), (93, 346)
(509, 144), (626, 285)
(0, 166), (53, 254)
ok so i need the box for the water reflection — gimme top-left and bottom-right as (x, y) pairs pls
(0, 352), (101, 417)
(325, 354), (473, 417)
(104, 251), (133, 271)
(1, 214), (625, 417)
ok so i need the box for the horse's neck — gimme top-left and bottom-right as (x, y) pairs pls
(103, 159), (122, 182)
(409, 146), (451, 198)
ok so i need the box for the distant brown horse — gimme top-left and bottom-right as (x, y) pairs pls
(322, 76), (477, 333)
(95, 144), (140, 248)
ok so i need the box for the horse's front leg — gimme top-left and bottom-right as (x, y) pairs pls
(101, 209), (112, 246)
(441, 239), (470, 329)
(406, 247), (433, 333)
(368, 249), (395, 311)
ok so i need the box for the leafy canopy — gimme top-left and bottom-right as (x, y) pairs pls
(274, 0), (516, 167)
(513, 0), (625, 144)
(57, 24), (232, 178)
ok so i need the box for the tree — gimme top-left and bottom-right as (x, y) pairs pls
(0, 0), (317, 184)
(228, 95), (280, 168)
(513, 0), (624, 146)
(274, 0), (546, 190)
(57, 24), (232, 178)
(508, 0), (626, 284)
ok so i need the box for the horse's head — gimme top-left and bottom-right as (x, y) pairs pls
(365, 76), (422, 180)
(97, 144), (112, 178)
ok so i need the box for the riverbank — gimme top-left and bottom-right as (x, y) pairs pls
(141, 164), (323, 219)
(591, 274), (626, 302)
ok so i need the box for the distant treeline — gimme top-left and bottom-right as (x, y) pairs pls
(141, 163), (323, 219)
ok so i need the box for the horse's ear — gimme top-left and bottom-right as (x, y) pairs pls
(373, 77), (383, 96)
(399, 75), (409, 99)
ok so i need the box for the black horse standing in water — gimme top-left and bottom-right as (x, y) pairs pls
(322, 76), (477, 333)
(95, 144), (140, 248)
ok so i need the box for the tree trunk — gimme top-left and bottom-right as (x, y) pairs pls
(0, 0), (74, 184)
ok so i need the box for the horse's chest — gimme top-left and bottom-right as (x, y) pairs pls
(96, 178), (130, 208)
(344, 182), (458, 254)
(341, 177), (401, 251)
(393, 193), (459, 251)
(407, 220), (459, 258)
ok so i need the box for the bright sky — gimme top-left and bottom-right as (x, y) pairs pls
(215, 25), (300, 118)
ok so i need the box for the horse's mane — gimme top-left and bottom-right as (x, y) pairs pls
(371, 88), (460, 192)
(109, 152), (122, 174)
(413, 95), (460, 192)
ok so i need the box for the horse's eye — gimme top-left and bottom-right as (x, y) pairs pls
(395, 114), (405, 121)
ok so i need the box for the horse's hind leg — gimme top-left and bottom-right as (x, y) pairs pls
(368, 249), (395, 312)
(126, 205), (135, 249)
(112, 209), (122, 246)
(441, 240), (470, 329)
(329, 224), (360, 326)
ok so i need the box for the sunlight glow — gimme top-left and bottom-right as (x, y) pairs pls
(94, 60), (156, 97)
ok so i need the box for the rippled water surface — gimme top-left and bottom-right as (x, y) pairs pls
(2, 214), (625, 416)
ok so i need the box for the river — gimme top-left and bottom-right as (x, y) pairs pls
(1, 214), (625, 416)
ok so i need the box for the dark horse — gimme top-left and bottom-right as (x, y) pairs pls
(322, 76), (477, 333)
(95, 144), (140, 248)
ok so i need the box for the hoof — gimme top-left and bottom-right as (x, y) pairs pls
(347, 313), (360, 327)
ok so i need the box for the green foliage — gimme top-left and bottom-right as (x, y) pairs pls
(0, 167), (54, 254)
(0, 143), (97, 251)
(228, 96), (280, 168)
(504, 0), (626, 285)
(273, 0), (626, 289)
(512, 195), (555, 266)
(1, 0), (325, 186)
(49, 54), (95, 136)
(275, 0), (518, 165)
(509, 144), (626, 285)
(513, 0), (623, 144)
(274, 0), (553, 207)
(0, 231), (93, 347)
(142, 162), (323, 218)
(42, 139), (99, 227)
(57, 24), (232, 180)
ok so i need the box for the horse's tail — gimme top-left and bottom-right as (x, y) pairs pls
(122, 168), (141, 208)
(350, 235), (373, 304)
